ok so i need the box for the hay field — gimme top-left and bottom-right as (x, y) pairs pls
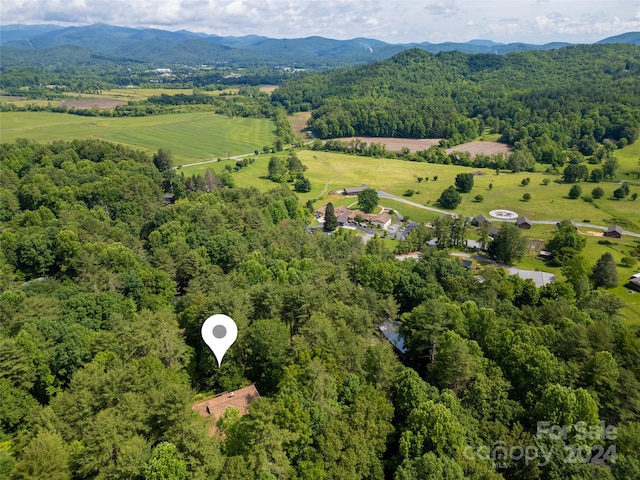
(0, 111), (275, 165)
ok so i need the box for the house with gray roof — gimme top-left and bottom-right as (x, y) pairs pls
(343, 185), (369, 196)
(604, 225), (624, 239)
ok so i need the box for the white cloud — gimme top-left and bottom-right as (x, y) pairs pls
(1, 0), (638, 43)
(425, 0), (459, 16)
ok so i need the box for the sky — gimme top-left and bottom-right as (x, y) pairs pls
(2, 0), (639, 44)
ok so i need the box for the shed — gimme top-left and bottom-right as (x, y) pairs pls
(604, 225), (623, 239)
(474, 215), (490, 226)
(343, 185), (369, 196)
(515, 216), (532, 229)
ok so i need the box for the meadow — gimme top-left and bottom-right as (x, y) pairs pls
(0, 111), (275, 165)
(0, 88), (240, 110)
(184, 148), (640, 229)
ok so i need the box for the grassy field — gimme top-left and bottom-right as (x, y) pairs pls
(182, 147), (640, 228)
(0, 96), (56, 108)
(0, 88), (239, 110)
(0, 111), (275, 165)
(77, 87), (239, 102)
(283, 150), (640, 228)
(616, 139), (640, 180)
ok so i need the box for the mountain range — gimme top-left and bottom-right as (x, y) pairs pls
(1, 23), (639, 69)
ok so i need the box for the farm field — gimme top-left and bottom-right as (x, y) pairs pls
(445, 140), (512, 156)
(0, 96), (56, 108)
(64, 87), (239, 102)
(334, 136), (442, 152)
(0, 87), (240, 110)
(288, 112), (312, 139)
(0, 111), (275, 165)
(58, 98), (127, 109)
(331, 137), (511, 155)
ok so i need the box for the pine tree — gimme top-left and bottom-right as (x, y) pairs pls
(591, 252), (619, 288)
(323, 203), (338, 232)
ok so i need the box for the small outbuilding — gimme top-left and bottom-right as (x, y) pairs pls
(473, 215), (490, 226)
(343, 185), (369, 196)
(604, 225), (624, 239)
(515, 216), (532, 229)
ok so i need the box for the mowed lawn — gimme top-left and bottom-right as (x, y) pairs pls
(0, 111), (275, 165)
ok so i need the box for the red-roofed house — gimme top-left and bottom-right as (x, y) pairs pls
(192, 385), (260, 436)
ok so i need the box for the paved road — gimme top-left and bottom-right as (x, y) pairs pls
(377, 190), (640, 238)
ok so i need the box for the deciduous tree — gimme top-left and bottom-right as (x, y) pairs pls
(153, 149), (173, 172)
(487, 223), (527, 264)
(454, 173), (474, 193)
(438, 186), (462, 209)
(568, 184), (582, 199)
(357, 188), (379, 213)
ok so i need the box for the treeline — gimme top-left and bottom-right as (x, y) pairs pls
(273, 44), (640, 162)
(1, 139), (639, 479)
(0, 61), (293, 93)
(310, 137), (509, 167)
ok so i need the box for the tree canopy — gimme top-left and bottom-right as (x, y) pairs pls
(357, 188), (379, 213)
(438, 186), (462, 209)
(487, 223), (528, 264)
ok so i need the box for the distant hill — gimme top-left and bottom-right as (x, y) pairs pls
(0, 24), (61, 43)
(1, 23), (639, 68)
(597, 32), (640, 45)
(272, 44), (640, 143)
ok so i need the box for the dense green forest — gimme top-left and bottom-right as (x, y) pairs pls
(1, 138), (639, 479)
(273, 44), (640, 160)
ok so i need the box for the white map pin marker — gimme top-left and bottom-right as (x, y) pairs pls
(201, 314), (238, 367)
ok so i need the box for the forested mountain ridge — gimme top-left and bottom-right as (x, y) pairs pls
(1, 22), (639, 69)
(1, 138), (640, 478)
(273, 44), (640, 159)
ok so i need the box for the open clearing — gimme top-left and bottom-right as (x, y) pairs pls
(259, 85), (279, 93)
(446, 140), (512, 156)
(289, 112), (312, 139)
(335, 136), (442, 152)
(0, 111), (275, 165)
(182, 145), (639, 323)
(332, 137), (511, 155)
